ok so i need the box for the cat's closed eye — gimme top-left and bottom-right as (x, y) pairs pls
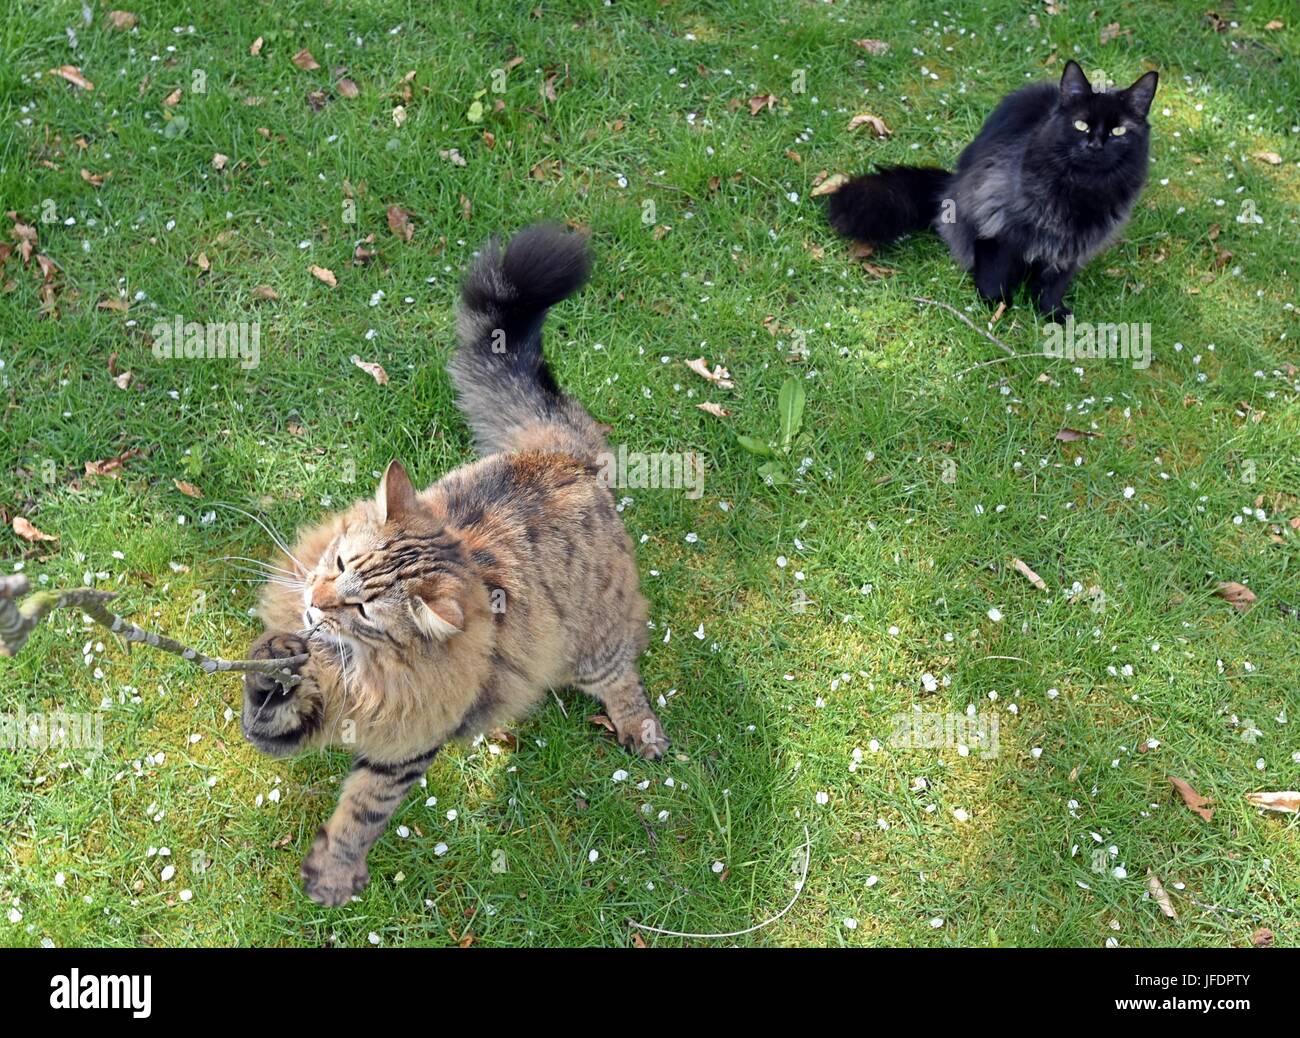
(336, 555), (345, 573)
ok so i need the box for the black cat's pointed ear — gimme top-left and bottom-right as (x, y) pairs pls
(375, 459), (417, 523)
(1124, 70), (1159, 117)
(1060, 60), (1091, 102)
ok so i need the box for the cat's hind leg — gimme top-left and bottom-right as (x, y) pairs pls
(575, 651), (668, 760)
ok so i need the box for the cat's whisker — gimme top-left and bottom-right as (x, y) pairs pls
(209, 502), (309, 576)
(215, 554), (300, 578)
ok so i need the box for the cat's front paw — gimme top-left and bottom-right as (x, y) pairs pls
(244, 632), (309, 707)
(617, 711), (670, 761)
(300, 826), (370, 907)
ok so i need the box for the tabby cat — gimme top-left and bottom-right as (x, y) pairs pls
(241, 224), (668, 907)
(827, 60), (1158, 318)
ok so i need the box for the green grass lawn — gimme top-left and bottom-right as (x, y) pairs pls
(2, 0), (1297, 947)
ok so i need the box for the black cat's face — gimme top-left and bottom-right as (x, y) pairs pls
(1054, 61), (1157, 173)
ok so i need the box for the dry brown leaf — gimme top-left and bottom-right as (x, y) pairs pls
(251, 285), (279, 301)
(80, 168), (107, 187)
(541, 74), (559, 103)
(386, 205), (414, 242)
(97, 297), (128, 313)
(847, 112), (891, 137)
(194, 251), (210, 274)
(1246, 791), (1300, 814)
(350, 354), (389, 385)
(1169, 776), (1214, 822)
(307, 264), (337, 288)
(173, 479), (203, 499)
(631, 932), (648, 949)
(391, 104), (407, 128)
(1099, 22), (1124, 45)
(13, 516), (57, 543)
(853, 39), (890, 55)
(1012, 557), (1049, 592)
(1214, 581), (1256, 613)
(810, 172), (849, 197)
(163, 88), (182, 106)
(106, 11), (138, 31)
(51, 66), (94, 91)
(1055, 427), (1100, 442)
(84, 449), (140, 479)
(292, 49), (320, 71)
(685, 357), (735, 390)
(696, 402), (731, 418)
(1265, 20), (1285, 30)
(459, 193), (473, 221)
(114, 370), (133, 390)
(747, 93), (778, 115)
(1252, 927), (1275, 947)
(212, 152), (229, 171)
(337, 78), (360, 99)
(250, 36), (264, 57)
(1146, 873), (1177, 919)
(1251, 150), (1283, 166)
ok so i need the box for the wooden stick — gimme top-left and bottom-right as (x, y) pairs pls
(911, 296), (1016, 357)
(0, 574), (304, 687)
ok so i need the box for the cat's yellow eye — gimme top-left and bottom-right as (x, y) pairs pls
(1074, 119), (1089, 132)
(1111, 125), (1127, 136)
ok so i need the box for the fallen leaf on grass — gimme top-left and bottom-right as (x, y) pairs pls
(251, 285), (279, 301)
(50, 66), (94, 91)
(1251, 150), (1283, 166)
(847, 113), (891, 137)
(80, 168), (108, 187)
(747, 93), (778, 115)
(810, 172), (849, 197)
(163, 88), (182, 106)
(1265, 20), (1285, 31)
(211, 153), (229, 171)
(114, 370), (133, 390)
(391, 105), (407, 128)
(1170, 776), (1214, 822)
(1055, 428), (1100, 442)
(336, 78), (360, 99)
(307, 264), (336, 287)
(250, 36), (263, 57)
(85, 449), (140, 479)
(853, 39), (890, 55)
(1245, 791), (1299, 814)
(1012, 557), (1049, 592)
(13, 517), (57, 543)
(97, 297), (128, 313)
(696, 402), (731, 418)
(386, 205), (415, 242)
(292, 49), (320, 71)
(685, 357), (735, 390)
(106, 11), (138, 31)
(1214, 581), (1256, 613)
(173, 479), (203, 499)
(1146, 873), (1177, 918)
(1252, 927), (1275, 947)
(1099, 22), (1125, 45)
(350, 355), (389, 385)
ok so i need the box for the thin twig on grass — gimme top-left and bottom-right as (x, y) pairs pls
(0, 574), (304, 687)
(911, 296), (1015, 357)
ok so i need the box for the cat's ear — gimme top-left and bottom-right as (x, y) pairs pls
(1123, 70), (1158, 118)
(1059, 60), (1091, 102)
(375, 459), (416, 523)
(409, 593), (463, 639)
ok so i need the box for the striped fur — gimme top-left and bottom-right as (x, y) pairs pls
(242, 226), (666, 907)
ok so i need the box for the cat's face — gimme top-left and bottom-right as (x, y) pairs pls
(1053, 61), (1157, 172)
(301, 461), (465, 657)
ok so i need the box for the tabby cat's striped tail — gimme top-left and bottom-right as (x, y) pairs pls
(450, 224), (605, 459)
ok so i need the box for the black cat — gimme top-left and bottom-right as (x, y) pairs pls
(827, 61), (1158, 318)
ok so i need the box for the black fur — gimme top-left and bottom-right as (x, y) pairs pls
(826, 165), (950, 246)
(826, 61), (1158, 317)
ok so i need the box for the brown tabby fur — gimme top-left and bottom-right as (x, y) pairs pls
(241, 225), (666, 906)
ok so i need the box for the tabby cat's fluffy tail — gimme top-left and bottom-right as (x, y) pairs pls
(825, 165), (951, 247)
(451, 224), (604, 458)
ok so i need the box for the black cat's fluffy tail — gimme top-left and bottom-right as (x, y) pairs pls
(825, 165), (951, 247)
(451, 224), (604, 458)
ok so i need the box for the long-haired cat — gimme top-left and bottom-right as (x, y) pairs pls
(241, 224), (668, 906)
(827, 61), (1158, 318)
